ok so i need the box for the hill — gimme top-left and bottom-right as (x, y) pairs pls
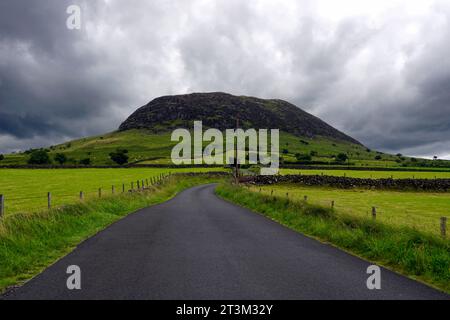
(119, 92), (362, 145)
(2, 92), (446, 168)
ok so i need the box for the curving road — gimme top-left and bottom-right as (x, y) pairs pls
(3, 184), (448, 300)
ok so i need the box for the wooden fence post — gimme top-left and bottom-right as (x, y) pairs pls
(80, 191), (84, 201)
(146, 179), (148, 187)
(441, 217), (447, 238)
(372, 207), (376, 220)
(137, 180), (140, 190)
(142, 180), (144, 189)
(331, 200), (335, 209)
(131, 182), (134, 190)
(304, 195), (308, 201)
(98, 188), (102, 198)
(0, 194), (4, 217)
(122, 183), (125, 193)
(112, 185), (115, 194)
(47, 192), (52, 210)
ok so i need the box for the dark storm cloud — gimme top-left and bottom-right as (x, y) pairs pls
(0, 0), (450, 158)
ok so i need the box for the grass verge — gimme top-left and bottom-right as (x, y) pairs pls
(215, 183), (450, 294)
(0, 173), (224, 293)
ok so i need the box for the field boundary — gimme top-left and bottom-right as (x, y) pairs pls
(0, 171), (229, 218)
(244, 174), (450, 192)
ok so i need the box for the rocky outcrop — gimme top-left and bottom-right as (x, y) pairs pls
(119, 92), (362, 145)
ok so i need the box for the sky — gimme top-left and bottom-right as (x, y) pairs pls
(0, 0), (450, 159)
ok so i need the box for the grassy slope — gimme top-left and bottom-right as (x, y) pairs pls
(216, 183), (450, 294)
(0, 174), (225, 293)
(0, 167), (226, 215)
(0, 129), (424, 167)
(1, 130), (176, 166)
(254, 183), (450, 236)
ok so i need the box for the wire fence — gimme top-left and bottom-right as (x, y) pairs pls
(0, 172), (171, 218)
(247, 185), (448, 238)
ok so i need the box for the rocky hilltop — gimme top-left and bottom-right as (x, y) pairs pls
(119, 92), (362, 145)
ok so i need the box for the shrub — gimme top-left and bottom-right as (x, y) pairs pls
(336, 153), (348, 163)
(109, 149), (129, 165)
(54, 153), (67, 165)
(295, 153), (312, 161)
(79, 158), (91, 166)
(374, 155), (382, 160)
(282, 149), (289, 154)
(0, 154), (4, 161)
(310, 150), (318, 157)
(28, 150), (51, 165)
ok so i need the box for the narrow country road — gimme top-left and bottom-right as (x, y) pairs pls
(3, 184), (448, 300)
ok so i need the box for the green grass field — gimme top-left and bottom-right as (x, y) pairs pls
(280, 169), (450, 179)
(0, 168), (226, 215)
(253, 183), (450, 236)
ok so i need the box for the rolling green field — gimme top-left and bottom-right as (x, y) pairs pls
(252, 183), (450, 236)
(0, 168), (226, 215)
(280, 169), (450, 179)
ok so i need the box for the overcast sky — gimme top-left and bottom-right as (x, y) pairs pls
(1, 0), (450, 159)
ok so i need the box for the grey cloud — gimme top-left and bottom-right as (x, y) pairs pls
(0, 0), (450, 159)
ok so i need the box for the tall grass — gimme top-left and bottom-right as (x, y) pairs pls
(0, 174), (223, 293)
(215, 183), (450, 294)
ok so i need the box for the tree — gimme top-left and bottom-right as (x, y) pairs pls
(28, 150), (51, 165)
(310, 150), (318, 157)
(109, 149), (129, 165)
(433, 156), (438, 160)
(374, 155), (382, 160)
(54, 153), (67, 165)
(0, 154), (4, 161)
(336, 153), (348, 163)
(79, 158), (91, 166)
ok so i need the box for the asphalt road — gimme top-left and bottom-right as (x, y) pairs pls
(3, 184), (448, 300)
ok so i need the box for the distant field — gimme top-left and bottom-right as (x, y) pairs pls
(253, 184), (450, 236)
(0, 168), (226, 215)
(280, 169), (450, 179)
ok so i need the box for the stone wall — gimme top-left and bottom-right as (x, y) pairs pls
(245, 174), (450, 192)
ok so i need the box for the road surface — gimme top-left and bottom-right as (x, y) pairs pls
(2, 184), (448, 300)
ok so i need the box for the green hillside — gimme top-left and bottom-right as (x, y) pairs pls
(0, 128), (434, 168)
